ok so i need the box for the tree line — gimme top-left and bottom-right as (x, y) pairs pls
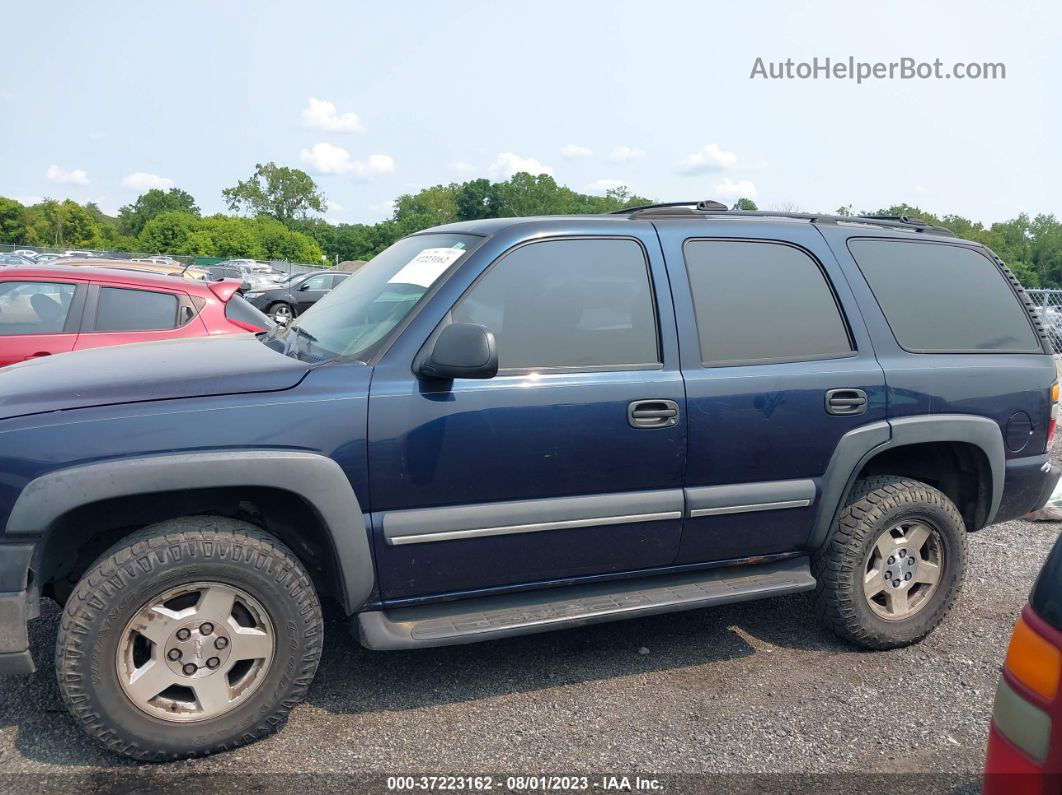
(1, 161), (1059, 287)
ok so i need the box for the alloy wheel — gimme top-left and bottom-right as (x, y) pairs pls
(116, 581), (275, 722)
(862, 520), (944, 621)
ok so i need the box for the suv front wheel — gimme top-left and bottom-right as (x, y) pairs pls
(813, 476), (968, 650)
(55, 517), (323, 760)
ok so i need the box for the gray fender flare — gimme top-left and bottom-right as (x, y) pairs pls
(6, 451), (374, 612)
(810, 414), (1005, 550)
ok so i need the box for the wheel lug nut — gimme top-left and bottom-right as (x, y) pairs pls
(176, 628), (191, 641)
(182, 663), (197, 676)
(893, 579), (901, 588)
(206, 657), (221, 670)
(887, 556), (895, 565)
(885, 570), (893, 579)
(899, 549), (906, 558)
(167, 648), (181, 661)
(215, 637), (229, 650)
(200, 622), (214, 636)
(905, 572), (913, 581)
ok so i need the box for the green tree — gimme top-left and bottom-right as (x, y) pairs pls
(455, 178), (503, 220)
(0, 198), (26, 243)
(253, 216), (324, 263)
(118, 188), (200, 236)
(732, 198), (758, 211)
(222, 163), (325, 225)
(23, 199), (104, 248)
(199, 215), (265, 258)
(138, 212), (209, 255)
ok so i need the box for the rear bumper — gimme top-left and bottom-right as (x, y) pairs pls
(0, 590), (34, 674)
(994, 455), (1062, 524)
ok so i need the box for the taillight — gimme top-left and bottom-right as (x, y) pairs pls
(986, 610), (1060, 771)
(1006, 616), (1062, 701)
(1048, 382), (1058, 451)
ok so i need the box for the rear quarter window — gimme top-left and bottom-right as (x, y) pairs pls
(848, 238), (1041, 353)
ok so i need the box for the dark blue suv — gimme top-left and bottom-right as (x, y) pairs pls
(0, 202), (1058, 759)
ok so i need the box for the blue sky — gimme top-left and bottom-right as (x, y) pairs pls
(2, 0), (1058, 225)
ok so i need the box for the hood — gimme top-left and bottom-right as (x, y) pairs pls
(0, 334), (310, 421)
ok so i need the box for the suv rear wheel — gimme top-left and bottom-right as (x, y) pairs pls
(55, 517), (323, 760)
(813, 476), (967, 650)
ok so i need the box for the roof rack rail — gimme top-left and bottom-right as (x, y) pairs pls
(612, 201), (955, 236)
(609, 200), (728, 215)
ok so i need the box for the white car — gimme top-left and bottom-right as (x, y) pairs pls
(11, 249), (39, 259)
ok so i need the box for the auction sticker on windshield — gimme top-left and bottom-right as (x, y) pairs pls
(388, 248), (466, 288)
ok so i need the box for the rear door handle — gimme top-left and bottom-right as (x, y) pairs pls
(825, 388), (868, 416)
(29, 352), (52, 358)
(628, 399), (680, 429)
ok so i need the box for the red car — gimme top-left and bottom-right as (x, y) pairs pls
(0, 266), (269, 367)
(985, 533), (1062, 794)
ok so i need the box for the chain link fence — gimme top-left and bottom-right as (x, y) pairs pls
(1027, 289), (1062, 353)
(0, 242), (324, 277)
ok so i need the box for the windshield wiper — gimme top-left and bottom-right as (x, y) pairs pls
(287, 325), (319, 361)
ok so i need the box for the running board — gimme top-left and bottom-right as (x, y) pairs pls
(357, 556), (815, 650)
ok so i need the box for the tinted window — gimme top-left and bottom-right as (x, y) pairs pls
(452, 238), (659, 370)
(849, 239), (1040, 353)
(0, 281), (76, 335)
(302, 274), (332, 290)
(95, 287), (178, 332)
(684, 240), (851, 364)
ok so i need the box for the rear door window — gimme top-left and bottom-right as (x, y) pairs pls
(848, 239), (1040, 353)
(94, 287), (179, 332)
(683, 240), (852, 364)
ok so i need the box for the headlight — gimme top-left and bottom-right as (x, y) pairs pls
(245, 291), (263, 298)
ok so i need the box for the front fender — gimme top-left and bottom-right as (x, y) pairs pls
(6, 450), (375, 612)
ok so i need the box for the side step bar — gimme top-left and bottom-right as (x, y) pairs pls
(358, 556), (815, 650)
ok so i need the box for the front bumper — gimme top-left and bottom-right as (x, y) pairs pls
(0, 590), (34, 674)
(0, 543), (36, 674)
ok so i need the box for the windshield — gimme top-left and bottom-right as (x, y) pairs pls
(271, 232), (482, 361)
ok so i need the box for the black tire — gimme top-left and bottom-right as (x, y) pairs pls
(267, 302), (294, 322)
(812, 476), (968, 650)
(55, 516), (323, 760)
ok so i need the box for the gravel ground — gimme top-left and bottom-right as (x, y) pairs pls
(1, 498), (1059, 792)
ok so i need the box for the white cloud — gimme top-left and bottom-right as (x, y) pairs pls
(447, 161), (478, 174)
(488, 152), (553, 179)
(913, 185), (929, 194)
(45, 164), (89, 185)
(121, 171), (174, 190)
(561, 144), (593, 159)
(712, 177), (757, 199)
(585, 178), (626, 194)
(608, 145), (645, 162)
(327, 199), (344, 212)
(299, 143), (394, 177)
(677, 143), (739, 175)
(301, 97), (363, 133)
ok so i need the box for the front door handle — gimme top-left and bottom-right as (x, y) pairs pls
(628, 399), (680, 429)
(29, 351), (52, 358)
(826, 388), (868, 416)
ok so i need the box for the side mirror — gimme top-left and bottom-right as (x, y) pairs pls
(417, 323), (498, 380)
